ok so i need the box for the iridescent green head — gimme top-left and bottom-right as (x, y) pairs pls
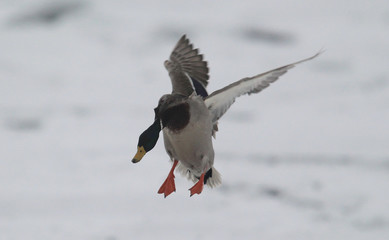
(132, 116), (161, 163)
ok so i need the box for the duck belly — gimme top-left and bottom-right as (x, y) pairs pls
(163, 98), (214, 176)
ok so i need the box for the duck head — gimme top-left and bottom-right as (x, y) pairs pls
(132, 108), (161, 163)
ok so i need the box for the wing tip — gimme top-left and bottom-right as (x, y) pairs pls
(292, 50), (323, 66)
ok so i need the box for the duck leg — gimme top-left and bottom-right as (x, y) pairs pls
(158, 159), (178, 197)
(189, 172), (205, 197)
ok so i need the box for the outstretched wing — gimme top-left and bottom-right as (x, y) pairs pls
(164, 35), (209, 96)
(205, 52), (321, 124)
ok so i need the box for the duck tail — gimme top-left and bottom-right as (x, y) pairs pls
(206, 167), (222, 188)
(176, 164), (222, 188)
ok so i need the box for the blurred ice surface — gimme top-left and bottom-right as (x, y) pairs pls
(1, 0), (389, 239)
(8, 1), (86, 26)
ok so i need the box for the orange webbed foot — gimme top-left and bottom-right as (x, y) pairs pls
(158, 160), (178, 198)
(189, 173), (205, 197)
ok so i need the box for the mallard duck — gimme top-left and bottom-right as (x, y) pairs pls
(132, 35), (319, 197)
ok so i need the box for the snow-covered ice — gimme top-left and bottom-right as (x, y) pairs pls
(1, 0), (389, 239)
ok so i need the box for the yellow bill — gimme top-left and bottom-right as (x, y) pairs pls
(132, 146), (146, 163)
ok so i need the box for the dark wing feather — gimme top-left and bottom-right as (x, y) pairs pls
(164, 35), (209, 96)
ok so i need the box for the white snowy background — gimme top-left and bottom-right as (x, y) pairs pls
(1, 0), (389, 239)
